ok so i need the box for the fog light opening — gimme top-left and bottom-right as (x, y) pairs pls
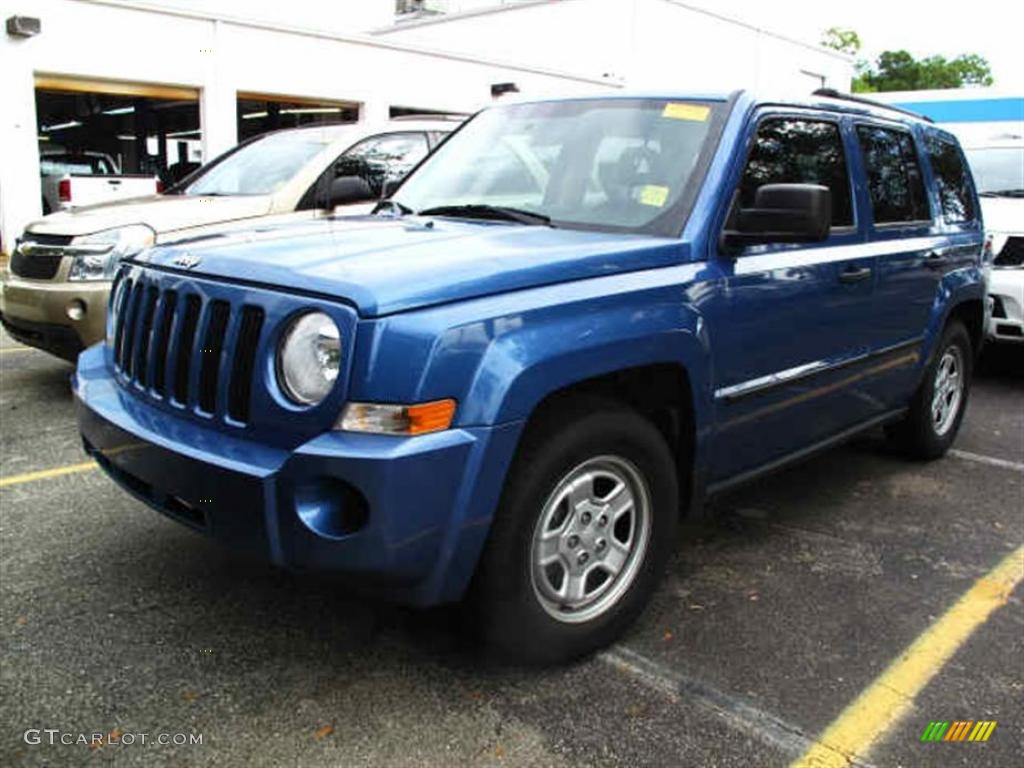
(293, 478), (369, 540)
(66, 299), (87, 321)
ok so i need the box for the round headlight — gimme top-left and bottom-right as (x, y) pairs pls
(278, 312), (342, 405)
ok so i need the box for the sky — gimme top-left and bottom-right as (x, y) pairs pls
(684, 0), (1023, 90)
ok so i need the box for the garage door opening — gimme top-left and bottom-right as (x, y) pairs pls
(35, 77), (200, 212)
(236, 93), (358, 143)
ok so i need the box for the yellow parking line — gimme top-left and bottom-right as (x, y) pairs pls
(790, 545), (1024, 767)
(0, 460), (98, 488)
(0, 346), (32, 354)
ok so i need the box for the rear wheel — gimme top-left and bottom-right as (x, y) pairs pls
(886, 320), (973, 459)
(472, 397), (678, 664)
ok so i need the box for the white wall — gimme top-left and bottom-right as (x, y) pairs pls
(388, 0), (632, 82)
(150, 0), (396, 33)
(377, 0), (854, 92)
(0, 0), (615, 248)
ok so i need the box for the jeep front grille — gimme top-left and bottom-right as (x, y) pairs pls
(112, 277), (265, 424)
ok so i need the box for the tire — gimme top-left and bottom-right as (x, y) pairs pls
(471, 396), (679, 664)
(886, 320), (973, 460)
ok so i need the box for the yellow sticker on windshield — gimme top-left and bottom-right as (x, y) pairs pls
(662, 103), (710, 122)
(639, 185), (670, 208)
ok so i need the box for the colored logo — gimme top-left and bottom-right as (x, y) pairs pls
(921, 721), (997, 742)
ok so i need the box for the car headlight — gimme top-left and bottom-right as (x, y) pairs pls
(277, 312), (342, 405)
(68, 225), (155, 281)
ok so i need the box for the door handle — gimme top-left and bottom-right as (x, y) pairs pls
(924, 252), (948, 270)
(839, 265), (872, 284)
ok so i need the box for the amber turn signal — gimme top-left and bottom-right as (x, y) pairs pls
(337, 399), (457, 435)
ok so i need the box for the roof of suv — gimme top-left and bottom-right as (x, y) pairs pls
(496, 89), (939, 129)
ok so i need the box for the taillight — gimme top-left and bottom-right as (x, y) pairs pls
(58, 178), (71, 203)
(156, 180), (164, 194)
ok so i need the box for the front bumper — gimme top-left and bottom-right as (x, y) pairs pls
(0, 272), (108, 359)
(986, 270), (1024, 344)
(74, 345), (522, 606)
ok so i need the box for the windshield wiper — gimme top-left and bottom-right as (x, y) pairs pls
(417, 204), (553, 226)
(979, 189), (1024, 198)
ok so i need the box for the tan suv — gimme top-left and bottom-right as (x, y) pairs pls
(0, 118), (458, 360)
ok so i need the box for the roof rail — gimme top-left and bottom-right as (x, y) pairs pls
(811, 88), (934, 123)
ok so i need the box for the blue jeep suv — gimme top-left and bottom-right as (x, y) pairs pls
(74, 91), (985, 662)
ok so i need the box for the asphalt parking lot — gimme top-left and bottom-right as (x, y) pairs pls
(1, 330), (1021, 768)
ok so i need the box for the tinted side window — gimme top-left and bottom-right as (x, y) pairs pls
(926, 135), (976, 223)
(738, 119), (853, 227)
(856, 126), (930, 224)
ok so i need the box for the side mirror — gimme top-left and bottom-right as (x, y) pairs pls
(328, 175), (374, 208)
(723, 183), (831, 248)
(381, 176), (403, 199)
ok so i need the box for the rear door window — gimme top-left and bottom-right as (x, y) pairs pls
(925, 135), (976, 223)
(737, 118), (854, 228)
(40, 155), (115, 175)
(856, 126), (931, 224)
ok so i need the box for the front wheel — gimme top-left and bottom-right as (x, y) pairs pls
(886, 320), (973, 459)
(471, 397), (678, 664)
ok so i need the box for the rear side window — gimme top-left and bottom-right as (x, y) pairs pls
(738, 119), (853, 227)
(926, 135), (976, 223)
(856, 126), (930, 224)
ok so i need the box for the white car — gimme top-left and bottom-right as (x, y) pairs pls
(967, 142), (1024, 345)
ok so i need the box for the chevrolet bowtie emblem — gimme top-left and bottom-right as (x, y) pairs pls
(173, 253), (201, 269)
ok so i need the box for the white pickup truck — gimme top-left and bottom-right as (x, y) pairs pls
(39, 150), (161, 214)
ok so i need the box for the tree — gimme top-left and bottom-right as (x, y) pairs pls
(823, 28), (995, 93)
(821, 27), (873, 92)
(854, 50), (994, 92)
(821, 27), (861, 57)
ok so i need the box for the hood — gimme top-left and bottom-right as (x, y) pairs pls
(26, 195), (274, 239)
(139, 216), (687, 317)
(979, 196), (1024, 235)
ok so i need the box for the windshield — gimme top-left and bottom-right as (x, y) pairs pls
(964, 147), (1024, 194)
(182, 131), (332, 196)
(393, 98), (721, 234)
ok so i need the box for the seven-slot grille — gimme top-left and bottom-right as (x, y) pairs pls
(112, 276), (265, 424)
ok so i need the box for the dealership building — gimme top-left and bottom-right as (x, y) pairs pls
(874, 88), (1024, 148)
(0, 0), (853, 250)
